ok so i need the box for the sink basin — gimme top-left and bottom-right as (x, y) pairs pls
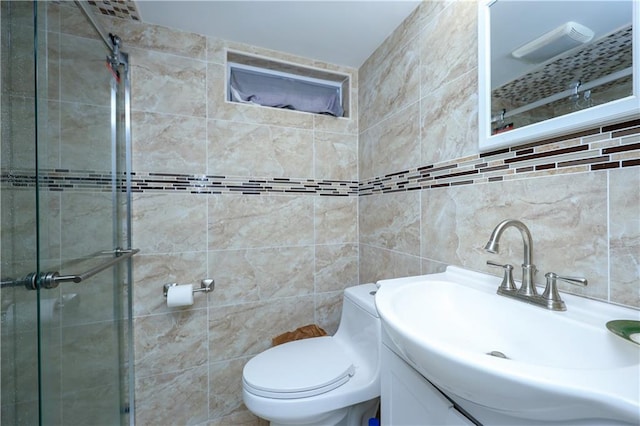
(375, 266), (640, 424)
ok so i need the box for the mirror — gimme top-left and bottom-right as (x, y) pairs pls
(478, 0), (639, 152)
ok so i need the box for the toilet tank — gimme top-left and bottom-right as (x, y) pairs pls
(334, 283), (380, 371)
(344, 284), (379, 319)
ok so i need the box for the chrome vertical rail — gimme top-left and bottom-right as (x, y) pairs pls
(123, 52), (132, 250)
(106, 31), (135, 424)
(122, 51), (136, 426)
(104, 28), (135, 423)
(110, 45), (118, 248)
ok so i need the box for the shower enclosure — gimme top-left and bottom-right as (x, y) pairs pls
(1, 1), (135, 424)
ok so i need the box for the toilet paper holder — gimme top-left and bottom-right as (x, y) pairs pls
(163, 279), (214, 298)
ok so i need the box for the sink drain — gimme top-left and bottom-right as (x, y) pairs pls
(486, 350), (509, 359)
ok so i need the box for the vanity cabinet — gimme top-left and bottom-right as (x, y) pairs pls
(381, 344), (474, 426)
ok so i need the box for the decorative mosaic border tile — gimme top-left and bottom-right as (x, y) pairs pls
(87, 0), (140, 21)
(493, 26), (632, 108)
(130, 173), (358, 196)
(2, 119), (638, 197)
(359, 119), (640, 196)
(0, 171), (358, 197)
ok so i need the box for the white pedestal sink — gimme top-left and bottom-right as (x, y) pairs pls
(375, 266), (640, 425)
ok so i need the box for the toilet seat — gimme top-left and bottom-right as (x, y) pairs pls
(243, 336), (355, 399)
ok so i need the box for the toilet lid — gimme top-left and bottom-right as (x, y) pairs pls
(243, 336), (355, 399)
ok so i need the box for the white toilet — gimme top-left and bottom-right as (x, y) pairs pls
(242, 283), (381, 426)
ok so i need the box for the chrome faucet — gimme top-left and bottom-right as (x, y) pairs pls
(484, 219), (537, 296)
(484, 219), (588, 311)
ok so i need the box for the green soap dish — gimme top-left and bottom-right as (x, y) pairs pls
(606, 320), (640, 345)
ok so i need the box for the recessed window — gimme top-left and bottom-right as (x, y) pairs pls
(227, 52), (350, 118)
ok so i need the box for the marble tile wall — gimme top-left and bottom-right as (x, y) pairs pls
(358, 0), (639, 308)
(95, 10), (359, 426)
(5, 0), (636, 424)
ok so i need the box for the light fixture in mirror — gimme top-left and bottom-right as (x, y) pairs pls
(478, 0), (639, 152)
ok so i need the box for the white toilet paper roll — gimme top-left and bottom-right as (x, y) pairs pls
(166, 284), (194, 308)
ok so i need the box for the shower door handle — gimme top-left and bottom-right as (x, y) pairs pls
(39, 248), (139, 289)
(3, 248), (139, 290)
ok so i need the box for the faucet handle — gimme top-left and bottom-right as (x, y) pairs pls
(550, 273), (588, 287)
(542, 272), (588, 311)
(487, 260), (517, 292)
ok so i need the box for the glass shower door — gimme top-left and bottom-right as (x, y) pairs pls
(1, 1), (135, 425)
(38, 2), (135, 424)
(1, 1), (41, 424)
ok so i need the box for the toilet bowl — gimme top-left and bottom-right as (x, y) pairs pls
(242, 283), (381, 426)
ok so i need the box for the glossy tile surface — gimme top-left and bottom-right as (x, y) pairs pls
(358, 0), (639, 310)
(13, 2), (635, 426)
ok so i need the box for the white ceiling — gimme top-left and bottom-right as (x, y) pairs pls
(135, 0), (422, 68)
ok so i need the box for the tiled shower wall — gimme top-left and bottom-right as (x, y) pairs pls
(358, 1), (639, 307)
(96, 13), (360, 425)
